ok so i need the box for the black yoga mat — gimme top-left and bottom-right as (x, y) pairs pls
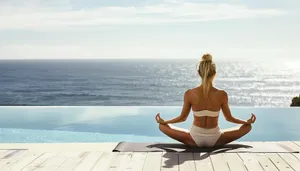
(112, 142), (299, 153)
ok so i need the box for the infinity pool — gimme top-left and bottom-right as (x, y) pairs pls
(0, 106), (299, 143)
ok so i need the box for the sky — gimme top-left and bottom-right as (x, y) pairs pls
(0, 0), (299, 61)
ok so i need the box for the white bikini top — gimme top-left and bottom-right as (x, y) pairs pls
(193, 110), (220, 117)
(190, 89), (221, 117)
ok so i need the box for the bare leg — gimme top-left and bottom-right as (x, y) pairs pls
(158, 124), (197, 147)
(215, 124), (252, 146)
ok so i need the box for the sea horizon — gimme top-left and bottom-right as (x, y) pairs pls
(1, 58), (300, 62)
(0, 59), (299, 107)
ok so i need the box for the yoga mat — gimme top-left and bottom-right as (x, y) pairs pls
(112, 142), (299, 153)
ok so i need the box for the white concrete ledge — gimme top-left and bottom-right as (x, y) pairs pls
(0, 143), (118, 152)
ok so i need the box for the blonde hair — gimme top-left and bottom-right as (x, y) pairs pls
(197, 53), (216, 99)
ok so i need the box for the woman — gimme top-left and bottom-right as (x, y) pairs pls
(155, 53), (256, 147)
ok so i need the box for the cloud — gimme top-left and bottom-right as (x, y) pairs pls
(0, 44), (202, 59)
(0, 0), (287, 30)
(1, 44), (300, 60)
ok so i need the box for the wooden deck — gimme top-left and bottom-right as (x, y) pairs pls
(0, 141), (300, 171)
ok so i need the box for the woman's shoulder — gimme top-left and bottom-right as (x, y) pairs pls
(185, 87), (228, 95)
(216, 88), (227, 95)
(184, 87), (199, 99)
(216, 88), (226, 93)
(215, 88), (228, 102)
(184, 88), (195, 96)
(185, 87), (201, 96)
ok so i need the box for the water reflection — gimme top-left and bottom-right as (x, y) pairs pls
(0, 106), (299, 142)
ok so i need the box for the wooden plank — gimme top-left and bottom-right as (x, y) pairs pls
(0, 150), (17, 159)
(117, 152), (135, 171)
(1, 142), (300, 171)
(178, 153), (196, 171)
(224, 153), (247, 171)
(0, 150), (9, 158)
(238, 153), (264, 171)
(114, 152), (148, 171)
(193, 153), (213, 171)
(21, 152), (58, 171)
(0, 150), (29, 171)
(266, 153), (294, 171)
(0, 149), (25, 162)
(34, 152), (68, 171)
(271, 141), (300, 162)
(108, 152), (146, 171)
(73, 151), (103, 171)
(7, 151), (44, 171)
(127, 152), (147, 171)
(291, 141), (300, 160)
(263, 141), (300, 171)
(91, 152), (115, 171)
(161, 152), (178, 171)
(277, 141), (300, 160)
(105, 152), (125, 171)
(238, 141), (269, 171)
(2, 150), (26, 160)
(106, 152), (134, 171)
(210, 153), (230, 171)
(142, 152), (162, 171)
(278, 153), (300, 171)
(55, 152), (89, 171)
(255, 153), (279, 171)
(294, 141), (300, 147)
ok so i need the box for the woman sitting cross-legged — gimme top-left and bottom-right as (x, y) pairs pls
(155, 53), (256, 147)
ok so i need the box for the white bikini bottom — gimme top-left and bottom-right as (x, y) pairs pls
(190, 125), (222, 147)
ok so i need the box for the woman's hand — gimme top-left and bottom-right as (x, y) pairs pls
(246, 113), (256, 124)
(155, 113), (166, 124)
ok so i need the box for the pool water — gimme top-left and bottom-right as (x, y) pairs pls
(0, 106), (299, 143)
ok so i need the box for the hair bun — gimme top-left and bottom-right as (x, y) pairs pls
(202, 53), (212, 62)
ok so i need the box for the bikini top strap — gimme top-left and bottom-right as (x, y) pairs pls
(190, 89), (199, 101)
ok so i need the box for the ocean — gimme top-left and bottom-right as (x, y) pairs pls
(0, 59), (299, 107)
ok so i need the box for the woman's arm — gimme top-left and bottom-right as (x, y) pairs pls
(163, 90), (191, 124)
(221, 91), (248, 124)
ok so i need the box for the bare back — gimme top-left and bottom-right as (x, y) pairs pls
(189, 86), (224, 129)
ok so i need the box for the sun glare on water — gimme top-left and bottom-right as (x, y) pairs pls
(284, 62), (300, 70)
